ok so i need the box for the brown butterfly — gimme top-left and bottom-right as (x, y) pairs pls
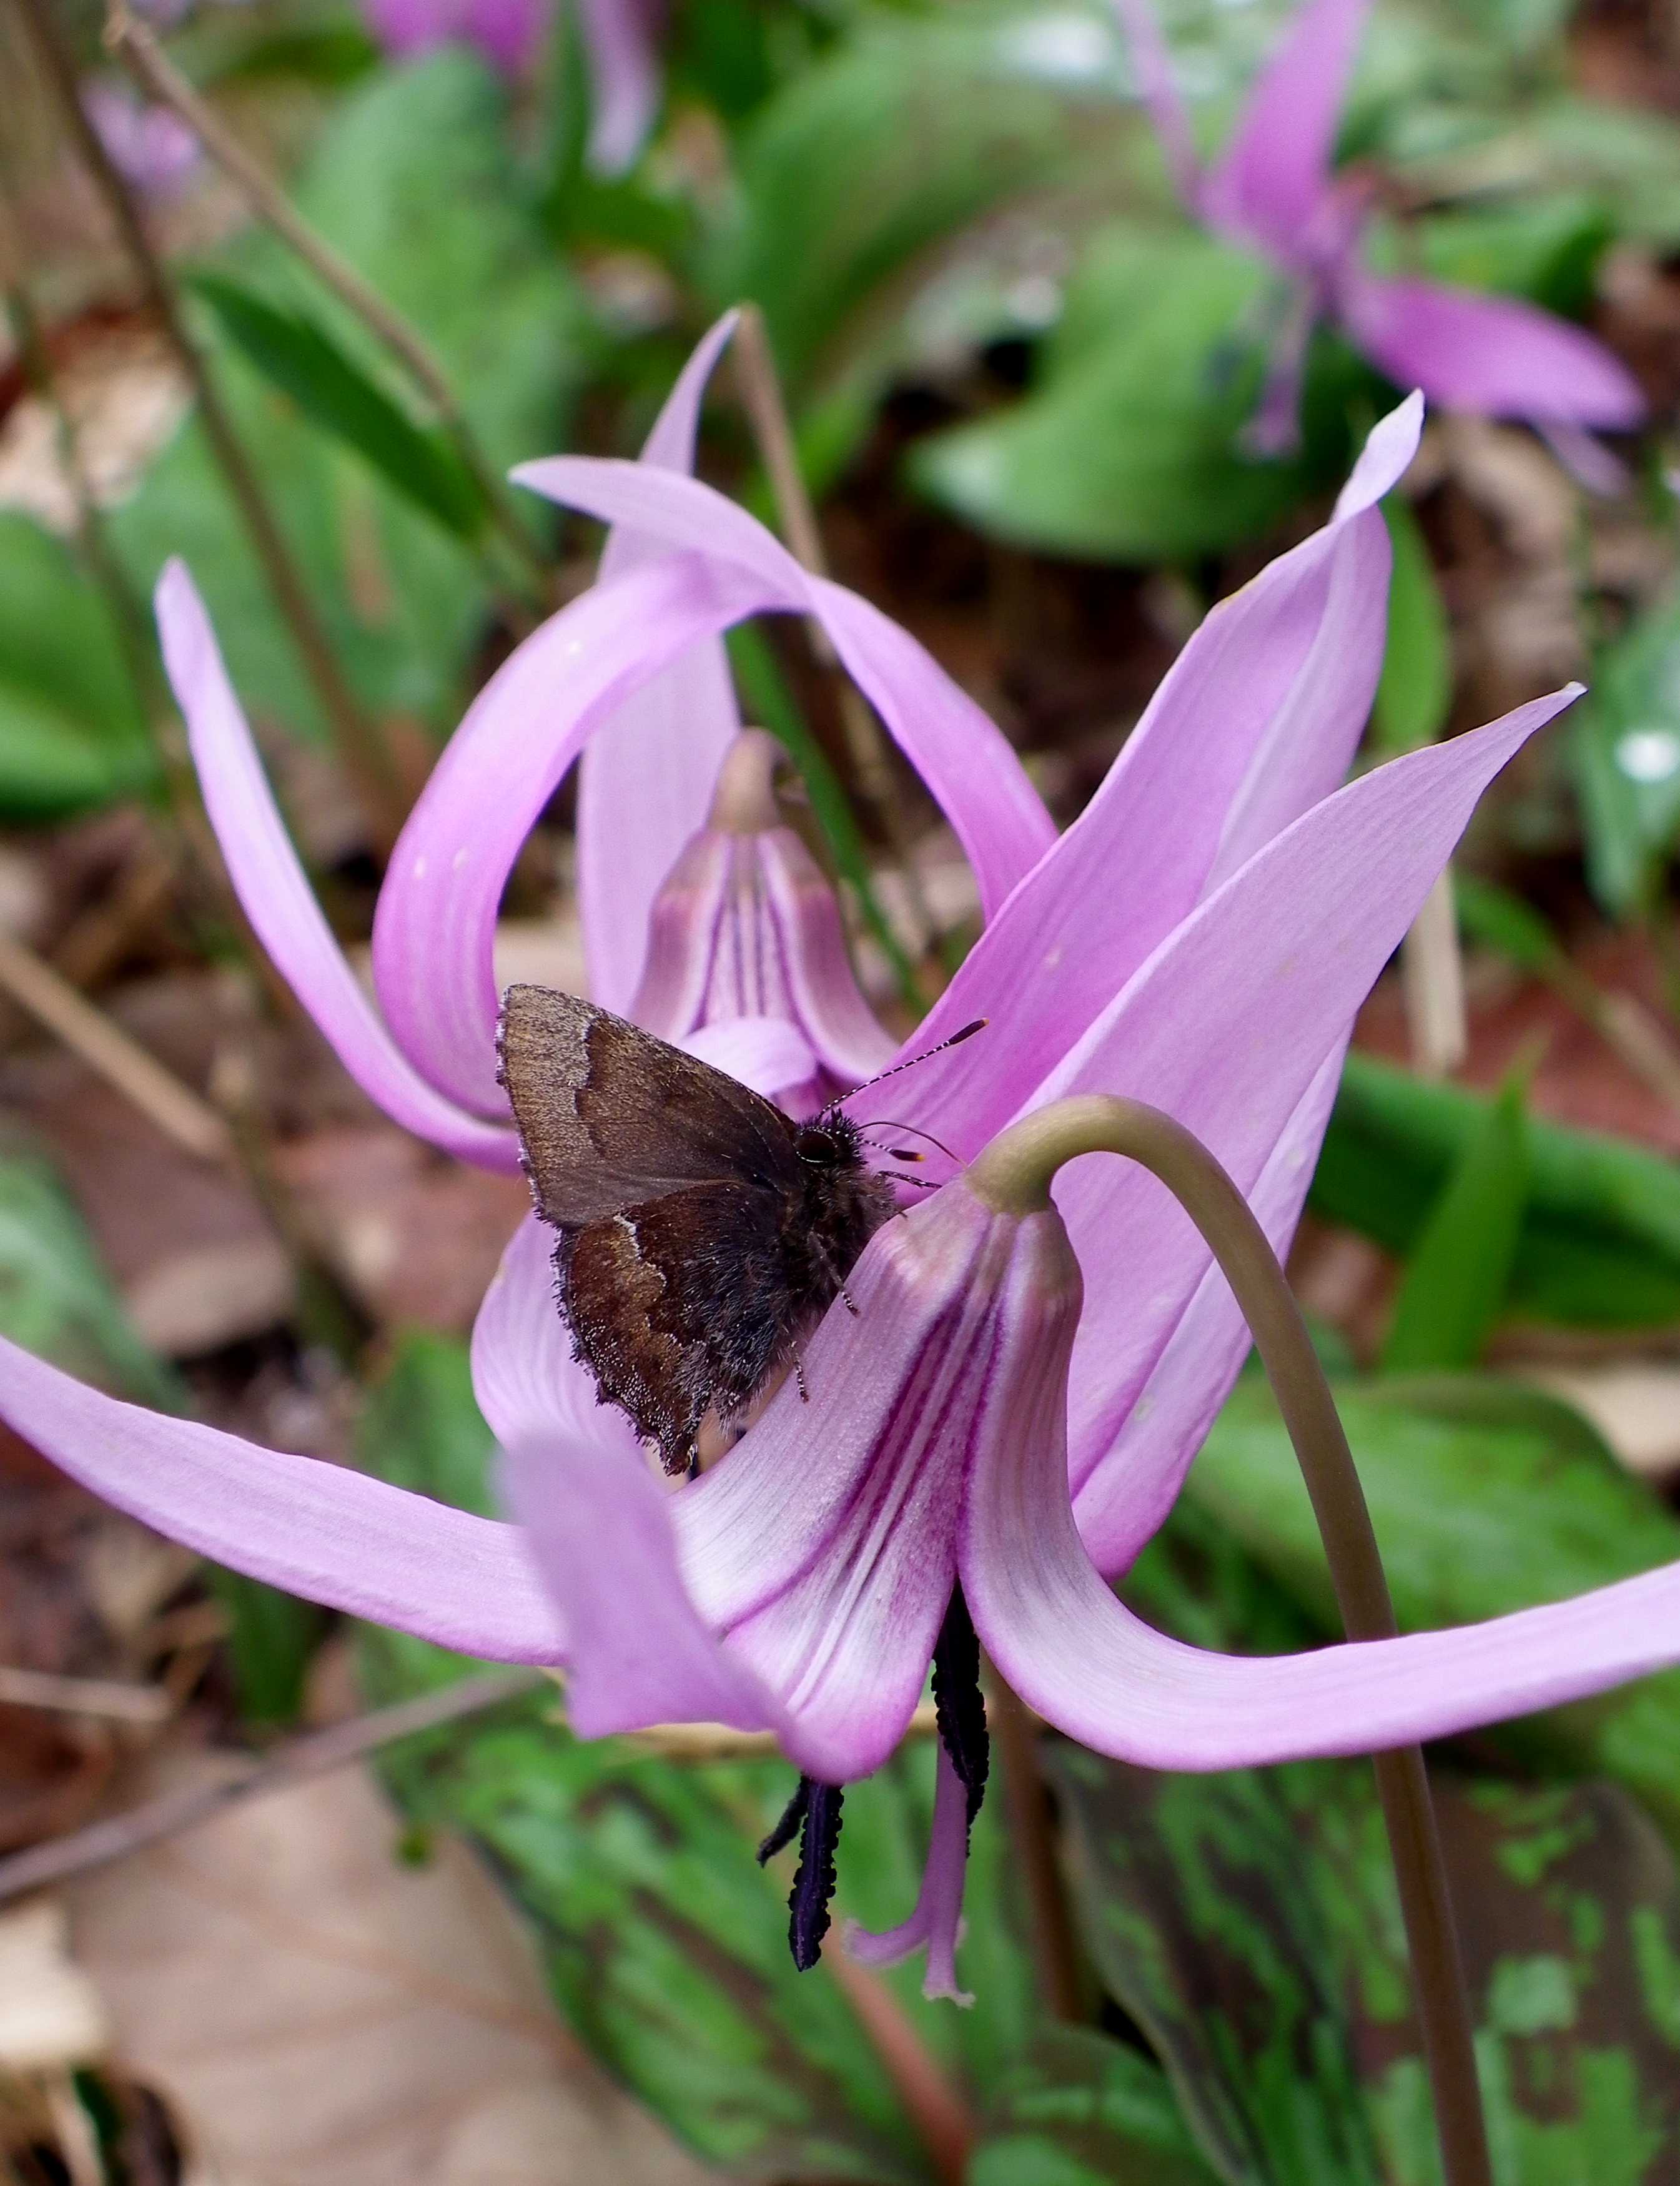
(497, 986), (904, 1476)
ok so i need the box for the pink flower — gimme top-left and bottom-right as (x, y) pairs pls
(575, 0), (667, 171)
(1110, 0), (1646, 458)
(6, 325), (1676, 2002)
(81, 83), (200, 199)
(359, 0), (550, 79)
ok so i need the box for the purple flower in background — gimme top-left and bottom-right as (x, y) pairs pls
(9, 324), (1680, 2003)
(81, 83), (200, 199)
(576, 0), (668, 171)
(359, 0), (550, 79)
(1110, 0), (1646, 460)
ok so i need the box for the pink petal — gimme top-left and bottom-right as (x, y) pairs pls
(1202, 0), (1371, 255)
(581, 315), (744, 1014)
(576, 0), (666, 172)
(471, 1212), (627, 1451)
(1070, 1044), (1346, 1573)
(854, 397), (1419, 1154)
(681, 1014), (819, 1102)
(0, 1334), (566, 1661)
(501, 1433), (774, 1741)
(1337, 270), (1647, 428)
(372, 550), (766, 1115)
(510, 457), (1055, 919)
(846, 1745), (974, 2005)
(154, 563), (521, 1173)
(1039, 690), (1578, 1542)
(1105, 0), (1203, 210)
(964, 1338), (1680, 1770)
(630, 739), (896, 1089)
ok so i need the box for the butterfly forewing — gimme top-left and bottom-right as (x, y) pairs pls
(497, 986), (801, 1225)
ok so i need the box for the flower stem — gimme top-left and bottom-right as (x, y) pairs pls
(971, 1095), (1494, 2186)
(14, 0), (409, 854)
(731, 304), (942, 996)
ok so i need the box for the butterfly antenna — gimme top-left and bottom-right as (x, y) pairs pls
(849, 1019), (986, 1099)
(859, 1119), (962, 1165)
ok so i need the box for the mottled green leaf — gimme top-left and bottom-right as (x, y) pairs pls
(1373, 497), (1452, 756)
(0, 515), (158, 823)
(1313, 1052), (1680, 1327)
(1380, 1071), (1528, 1374)
(189, 275), (487, 538)
(970, 2025), (1221, 2186)
(1191, 1373), (1680, 1837)
(1046, 1739), (1680, 2186)
(353, 1332), (1037, 2177)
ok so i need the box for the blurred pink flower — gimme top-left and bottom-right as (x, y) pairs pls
(82, 82), (200, 199)
(7, 325), (1679, 1999)
(359, 0), (550, 79)
(1111, 0), (1646, 458)
(576, 0), (667, 170)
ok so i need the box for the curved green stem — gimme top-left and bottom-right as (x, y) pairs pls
(971, 1095), (1493, 2186)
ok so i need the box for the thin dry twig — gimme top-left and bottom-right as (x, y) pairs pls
(0, 928), (232, 1164)
(986, 1676), (1085, 2021)
(13, 0), (407, 851)
(0, 1668), (171, 1725)
(1403, 870), (1470, 1080)
(104, 5), (550, 596)
(0, 1670), (543, 1904)
(732, 304), (939, 978)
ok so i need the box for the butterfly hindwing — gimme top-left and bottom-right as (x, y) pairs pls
(498, 986), (801, 1226)
(560, 1181), (803, 1469)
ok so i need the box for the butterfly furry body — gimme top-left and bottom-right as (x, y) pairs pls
(498, 986), (897, 1473)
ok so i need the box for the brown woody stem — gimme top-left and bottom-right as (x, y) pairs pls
(971, 1095), (1493, 2186)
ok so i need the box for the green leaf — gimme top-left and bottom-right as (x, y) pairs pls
(1045, 1734), (1680, 2186)
(189, 274), (487, 539)
(1572, 581), (1680, 920)
(969, 2027), (1221, 2186)
(911, 225), (1360, 563)
(1372, 498), (1453, 754)
(1380, 1070), (1529, 1373)
(0, 1140), (179, 1407)
(1190, 1373), (1680, 1836)
(1407, 192), (1614, 319)
(205, 1567), (325, 1726)
(0, 515), (158, 823)
(707, 6), (1149, 388)
(353, 1330), (1037, 2173)
(1455, 873), (1564, 977)
(1312, 1051), (1680, 1327)
(111, 54), (586, 740)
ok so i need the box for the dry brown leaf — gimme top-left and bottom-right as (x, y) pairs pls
(68, 1754), (721, 2186)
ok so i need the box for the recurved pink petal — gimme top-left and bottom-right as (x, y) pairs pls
(1070, 1044), (1346, 1572)
(155, 563), (521, 1173)
(1202, 0), (1371, 255)
(964, 1330), (1680, 1770)
(1035, 689), (1578, 1548)
(581, 314), (744, 1015)
(1337, 270), (1647, 428)
(511, 457), (1055, 918)
(852, 397), (1419, 1152)
(0, 1334), (565, 1661)
(372, 550), (766, 1116)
